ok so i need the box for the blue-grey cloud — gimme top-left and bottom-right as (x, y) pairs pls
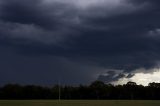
(0, 0), (160, 85)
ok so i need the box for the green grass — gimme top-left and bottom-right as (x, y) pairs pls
(0, 100), (160, 106)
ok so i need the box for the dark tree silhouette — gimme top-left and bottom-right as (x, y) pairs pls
(1, 81), (160, 100)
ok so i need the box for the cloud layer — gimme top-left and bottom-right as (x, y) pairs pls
(0, 0), (160, 85)
(0, 0), (147, 44)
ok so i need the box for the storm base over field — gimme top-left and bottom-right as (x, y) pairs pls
(0, 0), (160, 86)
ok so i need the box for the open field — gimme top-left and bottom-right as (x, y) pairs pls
(0, 100), (160, 106)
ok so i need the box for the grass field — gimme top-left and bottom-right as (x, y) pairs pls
(0, 100), (160, 106)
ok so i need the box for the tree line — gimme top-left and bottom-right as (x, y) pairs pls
(1, 81), (160, 100)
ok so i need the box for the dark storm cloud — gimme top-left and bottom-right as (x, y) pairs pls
(0, 46), (107, 86)
(126, 73), (135, 78)
(0, 0), (146, 44)
(0, 0), (160, 85)
(0, 0), (80, 44)
(0, 0), (71, 29)
(98, 71), (126, 83)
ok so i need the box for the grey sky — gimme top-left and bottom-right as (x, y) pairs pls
(0, 0), (160, 85)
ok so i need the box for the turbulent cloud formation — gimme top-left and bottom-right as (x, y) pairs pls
(0, 0), (160, 85)
(0, 0), (147, 44)
(114, 68), (160, 86)
(98, 70), (126, 83)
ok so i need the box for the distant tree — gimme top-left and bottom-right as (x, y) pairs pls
(89, 81), (106, 99)
(126, 81), (137, 86)
(0, 84), (23, 99)
(90, 81), (106, 88)
(1, 81), (160, 100)
(149, 82), (160, 88)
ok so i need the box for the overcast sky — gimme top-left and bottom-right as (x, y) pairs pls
(0, 0), (160, 86)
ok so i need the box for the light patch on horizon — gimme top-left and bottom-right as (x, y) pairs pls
(113, 70), (160, 86)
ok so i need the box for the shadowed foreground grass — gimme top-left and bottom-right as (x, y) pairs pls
(0, 100), (160, 106)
